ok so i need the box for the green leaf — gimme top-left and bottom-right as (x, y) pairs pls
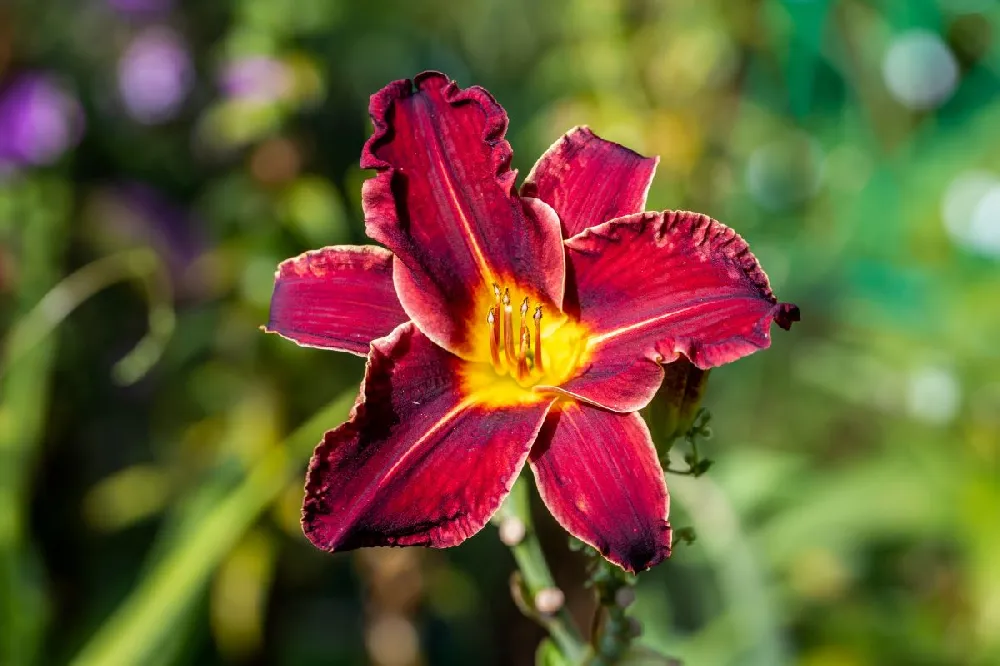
(69, 389), (357, 666)
(535, 638), (571, 666)
(618, 645), (682, 665)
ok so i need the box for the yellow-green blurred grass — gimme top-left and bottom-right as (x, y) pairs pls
(71, 389), (356, 666)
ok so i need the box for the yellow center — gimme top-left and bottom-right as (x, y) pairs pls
(459, 281), (591, 407)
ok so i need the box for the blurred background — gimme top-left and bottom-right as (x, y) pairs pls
(1, 0), (998, 664)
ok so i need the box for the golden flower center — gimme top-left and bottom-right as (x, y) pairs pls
(460, 282), (590, 406)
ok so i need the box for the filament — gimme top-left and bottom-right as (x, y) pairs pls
(487, 307), (501, 369)
(502, 288), (514, 368)
(533, 305), (543, 374)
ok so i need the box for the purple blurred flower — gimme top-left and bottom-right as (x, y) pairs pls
(89, 182), (209, 297)
(107, 0), (174, 16)
(218, 56), (292, 103)
(0, 73), (84, 168)
(118, 26), (193, 124)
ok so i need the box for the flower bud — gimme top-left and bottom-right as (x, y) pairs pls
(614, 586), (636, 608)
(497, 516), (526, 546)
(647, 356), (709, 456)
(534, 587), (565, 615)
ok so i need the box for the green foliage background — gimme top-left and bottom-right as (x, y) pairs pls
(1, 0), (998, 664)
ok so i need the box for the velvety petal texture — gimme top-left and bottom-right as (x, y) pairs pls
(266, 245), (408, 355)
(303, 323), (554, 551)
(273, 72), (800, 575)
(530, 404), (671, 573)
(554, 211), (799, 412)
(361, 72), (565, 358)
(522, 126), (658, 237)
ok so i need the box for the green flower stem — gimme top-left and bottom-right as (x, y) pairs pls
(0, 178), (71, 666)
(499, 477), (586, 664)
(70, 390), (357, 666)
(587, 573), (634, 666)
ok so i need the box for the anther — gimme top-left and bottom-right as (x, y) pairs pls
(533, 305), (544, 374)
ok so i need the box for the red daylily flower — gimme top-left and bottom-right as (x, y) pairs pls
(266, 72), (798, 573)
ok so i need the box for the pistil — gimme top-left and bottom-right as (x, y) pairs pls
(502, 289), (515, 368)
(533, 305), (543, 374)
(519, 297), (529, 348)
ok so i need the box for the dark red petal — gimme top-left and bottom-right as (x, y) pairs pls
(361, 72), (565, 358)
(302, 323), (554, 551)
(529, 405), (671, 573)
(521, 126), (658, 237)
(265, 245), (408, 356)
(555, 211), (799, 412)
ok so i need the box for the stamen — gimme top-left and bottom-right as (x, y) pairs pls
(533, 305), (544, 374)
(502, 288), (515, 367)
(487, 307), (501, 369)
(518, 297), (529, 369)
(517, 328), (531, 380)
(484, 286), (551, 382)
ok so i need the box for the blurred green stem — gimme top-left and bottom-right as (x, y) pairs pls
(70, 391), (356, 666)
(500, 477), (586, 664)
(0, 179), (70, 666)
(2, 247), (175, 386)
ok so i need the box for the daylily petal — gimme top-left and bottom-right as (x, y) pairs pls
(554, 211), (799, 412)
(361, 72), (565, 358)
(265, 245), (408, 356)
(522, 126), (659, 237)
(302, 322), (554, 551)
(529, 404), (671, 573)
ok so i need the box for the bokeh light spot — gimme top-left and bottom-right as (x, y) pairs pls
(882, 30), (959, 110)
(942, 170), (1000, 258)
(118, 26), (193, 124)
(906, 365), (961, 425)
(745, 133), (825, 211)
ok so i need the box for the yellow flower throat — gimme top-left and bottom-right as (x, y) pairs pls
(460, 281), (591, 407)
